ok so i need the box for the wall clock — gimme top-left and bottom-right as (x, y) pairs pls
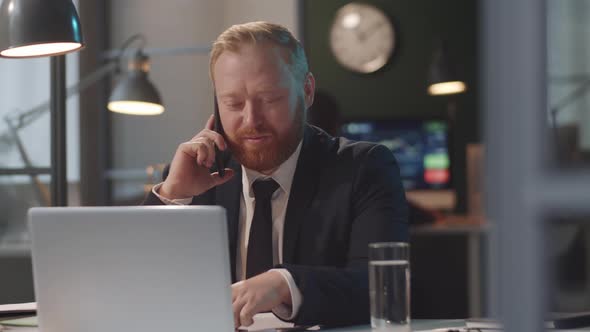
(329, 2), (396, 74)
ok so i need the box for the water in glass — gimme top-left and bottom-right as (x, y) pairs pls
(369, 259), (410, 332)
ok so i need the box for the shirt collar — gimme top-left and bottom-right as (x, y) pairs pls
(241, 140), (303, 199)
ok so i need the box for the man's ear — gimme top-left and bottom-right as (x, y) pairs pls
(303, 72), (316, 109)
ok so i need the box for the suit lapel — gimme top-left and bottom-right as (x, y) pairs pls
(215, 159), (242, 282)
(282, 126), (323, 263)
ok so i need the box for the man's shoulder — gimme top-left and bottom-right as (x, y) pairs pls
(307, 125), (393, 163)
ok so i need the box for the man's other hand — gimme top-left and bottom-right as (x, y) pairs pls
(231, 270), (292, 328)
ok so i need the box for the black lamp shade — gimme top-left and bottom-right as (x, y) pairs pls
(428, 45), (467, 96)
(0, 0), (84, 58)
(108, 70), (165, 116)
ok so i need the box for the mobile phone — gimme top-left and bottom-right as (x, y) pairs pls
(213, 94), (228, 177)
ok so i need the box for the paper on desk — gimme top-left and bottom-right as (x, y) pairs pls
(0, 303), (36, 316)
(239, 312), (294, 331)
(0, 316), (38, 327)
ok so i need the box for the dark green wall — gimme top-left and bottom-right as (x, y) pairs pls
(302, 0), (479, 213)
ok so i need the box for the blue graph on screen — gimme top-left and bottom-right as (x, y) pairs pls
(341, 120), (451, 190)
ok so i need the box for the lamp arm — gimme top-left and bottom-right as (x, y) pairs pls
(550, 78), (590, 120)
(4, 34), (154, 132)
(102, 45), (211, 60)
(3, 34), (211, 138)
(5, 60), (119, 132)
(549, 77), (590, 162)
(4, 117), (51, 205)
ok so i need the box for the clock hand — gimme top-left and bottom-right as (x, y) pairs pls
(359, 21), (385, 42)
(352, 25), (367, 43)
(355, 21), (384, 44)
(357, 30), (367, 42)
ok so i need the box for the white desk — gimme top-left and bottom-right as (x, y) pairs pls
(2, 319), (466, 332)
(6, 318), (590, 332)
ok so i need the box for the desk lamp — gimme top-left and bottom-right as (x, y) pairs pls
(0, 0), (83, 58)
(108, 49), (164, 115)
(428, 43), (467, 96)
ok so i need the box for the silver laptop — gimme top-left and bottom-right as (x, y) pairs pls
(28, 206), (234, 332)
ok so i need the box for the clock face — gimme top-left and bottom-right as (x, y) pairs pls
(329, 2), (395, 74)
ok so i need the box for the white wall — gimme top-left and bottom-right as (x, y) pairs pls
(223, 0), (299, 38)
(109, 0), (299, 199)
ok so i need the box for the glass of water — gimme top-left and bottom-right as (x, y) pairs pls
(369, 242), (410, 332)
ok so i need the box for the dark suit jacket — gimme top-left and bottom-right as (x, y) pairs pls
(143, 125), (408, 327)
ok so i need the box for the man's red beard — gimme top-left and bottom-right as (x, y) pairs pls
(226, 108), (304, 173)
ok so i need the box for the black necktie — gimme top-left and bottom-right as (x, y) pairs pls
(246, 178), (279, 278)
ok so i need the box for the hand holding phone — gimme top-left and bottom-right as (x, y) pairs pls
(158, 110), (234, 200)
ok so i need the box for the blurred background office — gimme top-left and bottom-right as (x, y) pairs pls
(1, 0), (589, 321)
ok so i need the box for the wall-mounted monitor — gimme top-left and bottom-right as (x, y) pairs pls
(341, 119), (456, 210)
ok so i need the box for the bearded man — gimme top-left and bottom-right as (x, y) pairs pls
(143, 21), (408, 328)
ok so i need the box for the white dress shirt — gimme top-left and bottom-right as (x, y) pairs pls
(151, 141), (304, 319)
